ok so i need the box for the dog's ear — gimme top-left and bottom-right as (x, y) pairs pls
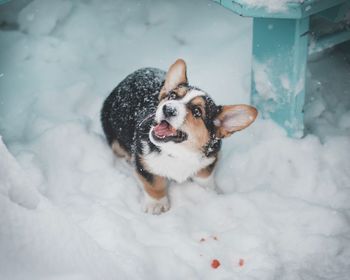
(214, 105), (258, 138)
(159, 59), (187, 99)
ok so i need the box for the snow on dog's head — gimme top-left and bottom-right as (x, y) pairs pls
(150, 59), (258, 154)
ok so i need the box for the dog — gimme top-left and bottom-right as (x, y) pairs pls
(101, 59), (257, 214)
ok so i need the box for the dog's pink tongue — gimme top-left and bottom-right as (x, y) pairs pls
(154, 121), (176, 137)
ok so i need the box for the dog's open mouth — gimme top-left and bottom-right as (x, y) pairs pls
(152, 120), (187, 143)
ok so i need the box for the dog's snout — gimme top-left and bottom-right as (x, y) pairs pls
(163, 104), (177, 118)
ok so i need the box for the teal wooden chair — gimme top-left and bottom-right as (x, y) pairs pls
(213, 0), (350, 137)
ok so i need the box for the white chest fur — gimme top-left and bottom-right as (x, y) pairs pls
(143, 143), (215, 183)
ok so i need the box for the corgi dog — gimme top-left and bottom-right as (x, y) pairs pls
(101, 59), (257, 214)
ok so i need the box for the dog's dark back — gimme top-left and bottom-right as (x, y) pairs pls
(101, 68), (166, 152)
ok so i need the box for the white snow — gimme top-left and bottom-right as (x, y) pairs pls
(240, 0), (303, 13)
(18, 0), (72, 36)
(252, 59), (277, 102)
(0, 0), (350, 279)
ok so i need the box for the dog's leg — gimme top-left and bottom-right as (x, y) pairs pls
(111, 140), (131, 162)
(137, 173), (170, 215)
(193, 172), (219, 192)
(193, 161), (221, 193)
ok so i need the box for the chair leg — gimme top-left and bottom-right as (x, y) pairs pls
(251, 17), (309, 137)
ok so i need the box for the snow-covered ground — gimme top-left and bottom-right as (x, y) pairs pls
(0, 0), (350, 279)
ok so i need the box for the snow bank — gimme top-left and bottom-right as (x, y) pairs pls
(0, 137), (40, 209)
(0, 0), (350, 279)
(18, 0), (72, 35)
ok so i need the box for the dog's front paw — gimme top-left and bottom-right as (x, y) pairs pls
(142, 194), (170, 215)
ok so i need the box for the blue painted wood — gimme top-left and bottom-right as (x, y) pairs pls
(251, 17), (309, 137)
(213, 0), (349, 19)
(310, 1), (350, 54)
(317, 1), (350, 22)
(309, 29), (350, 55)
(213, 0), (350, 137)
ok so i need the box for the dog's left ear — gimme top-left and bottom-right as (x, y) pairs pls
(160, 59), (188, 99)
(214, 105), (258, 138)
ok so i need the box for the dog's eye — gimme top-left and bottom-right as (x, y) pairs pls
(168, 92), (177, 100)
(192, 106), (202, 118)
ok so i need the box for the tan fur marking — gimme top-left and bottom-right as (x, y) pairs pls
(159, 88), (167, 101)
(137, 173), (167, 200)
(190, 96), (206, 117)
(182, 96), (209, 151)
(159, 84), (190, 101)
(112, 141), (131, 161)
(183, 104), (210, 151)
(138, 157), (168, 199)
(196, 167), (212, 178)
(174, 85), (189, 98)
(196, 158), (217, 178)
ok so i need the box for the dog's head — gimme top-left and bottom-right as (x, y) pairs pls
(149, 59), (257, 156)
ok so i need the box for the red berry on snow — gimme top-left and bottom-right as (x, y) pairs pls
(211, 259), (220, 269)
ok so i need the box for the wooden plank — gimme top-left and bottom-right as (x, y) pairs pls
(309, 29), (350, 54)
(251, 17), (310, 137)
(213, 0), (350, 19)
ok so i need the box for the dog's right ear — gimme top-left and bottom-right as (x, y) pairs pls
(214, 105), (258, 138)
(159, 59), (187, 100)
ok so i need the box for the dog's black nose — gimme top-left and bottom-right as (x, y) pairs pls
(163, 104), (177, 118)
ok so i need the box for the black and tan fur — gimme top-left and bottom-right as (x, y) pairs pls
(101, 59), (257, 214)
